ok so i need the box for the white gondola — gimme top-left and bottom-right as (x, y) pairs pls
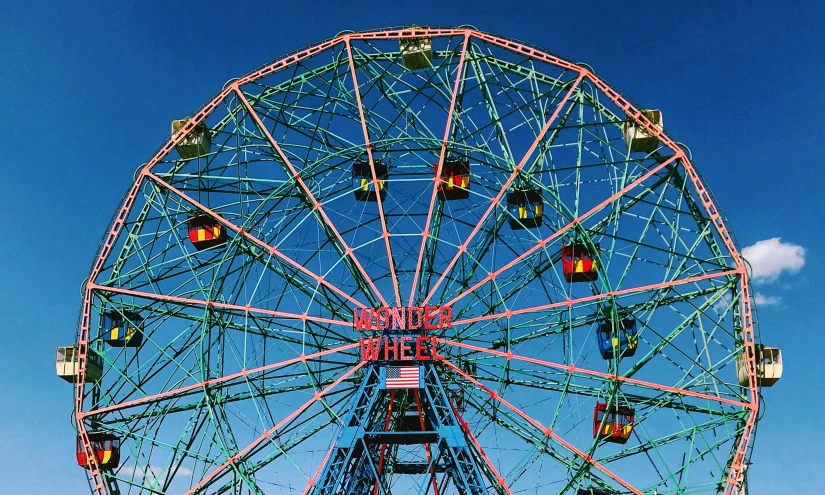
(736, 345), (782, 387)
(735, 464), (749, 495)
(399, 27), (433, 70)
(171, 119), (211, 159)
(623, 109), (663, 153)
(56, 345), (103, 383)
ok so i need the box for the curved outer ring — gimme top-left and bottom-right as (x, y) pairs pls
(73, 26), (759, 495)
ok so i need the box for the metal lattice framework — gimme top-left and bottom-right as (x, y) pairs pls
(70, 27), (763, 495)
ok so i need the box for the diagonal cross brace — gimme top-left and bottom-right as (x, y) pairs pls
(308, 364), (499, 495)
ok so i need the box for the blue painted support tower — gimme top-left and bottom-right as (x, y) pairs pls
(310, 364), (496, 495)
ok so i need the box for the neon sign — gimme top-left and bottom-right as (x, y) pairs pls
(352, 306), (452, 332)
(360, 336), (441, 362)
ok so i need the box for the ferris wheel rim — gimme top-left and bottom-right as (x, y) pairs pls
(70, 26), (762, 495)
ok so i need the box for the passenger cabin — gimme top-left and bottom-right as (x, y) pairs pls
(352, 161), (388, 202)
(597, 318), (638, 360)
(623, 109), (662, 154)
(56, 345), (102, 383)
(736, 344), (782, 387)
(436, 159), (470, 200)
(593, 402), (634, 444)
(462, 360), (477, 377)
(507, 189), (544, 229)
(102, 311), (143, 348)
(452, 389), (466, 413)
(561, 242), (600, 282)
(77, 433), (121, 470)
(187, 214), (227, 250)
(399, 27), (433, 70)
(172, 119), (211, 159)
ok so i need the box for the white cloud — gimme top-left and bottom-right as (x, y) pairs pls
(754, 293), (781, 306)
(713, 293), (732, 313)
(713, 292), (781, 311)
(742, 237), (806, 283)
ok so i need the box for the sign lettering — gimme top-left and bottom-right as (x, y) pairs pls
(360, 336), (442, 362)
(352, 306), (452, 332)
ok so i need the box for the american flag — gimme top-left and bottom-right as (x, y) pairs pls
(384, 366), (421, 389)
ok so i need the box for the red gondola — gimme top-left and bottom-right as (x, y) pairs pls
(77, 433), (121, 470)
(436, 159), (470, 200)
(593, 402), (634, 444)
(561, 242), (600, 282)
(187, 214), (227, 250)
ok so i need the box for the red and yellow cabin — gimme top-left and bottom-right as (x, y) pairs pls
(436, 159), (470, 200)
(102, 311), (143, 348)
(561, 242), (600, 282)
(77, 433), (121, 470)
(187, 214), (227, 250)
(593, 402), (634, 444)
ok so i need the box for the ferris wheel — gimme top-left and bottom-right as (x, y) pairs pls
(56, 26), (783, 495)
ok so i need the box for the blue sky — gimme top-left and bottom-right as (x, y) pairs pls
(1, 1), (822, 493)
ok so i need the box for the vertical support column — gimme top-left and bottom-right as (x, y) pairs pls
(419, 365), (489, 495)
(309, 363), (498, 495)
(312, 367), (388, 495)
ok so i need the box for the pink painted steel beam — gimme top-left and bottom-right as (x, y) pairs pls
(145, 171), (366, 309)
(89, 283), (351, 327)
(444, 154), (681, 309)
(438, 339), (750, 409)
(465, 31), (583, 73)
(409, 33), (470, 306)
(723, 277), (759, 494)
(421, 71), (585, 306)
(76, 177), (147, 495)
(82, 342), (359, 417)
(75, 291), (109, 495)
(443, 360), (643, 495)
(344, 37), (400, 308)
(452, 407), (513, 495)
(451, 269), (738, 327)
(183, 362), (366, 495)
(233, 86), (388, 308)
(301, 443), (335, 495)
(580, 70), (757, 495)
(724, 410), (756, 495)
